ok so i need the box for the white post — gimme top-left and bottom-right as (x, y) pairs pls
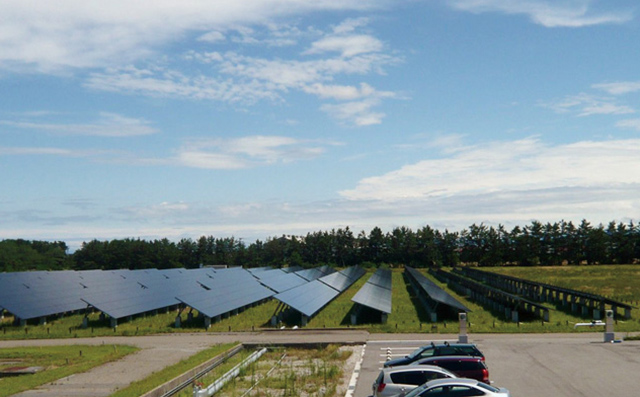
(458, 312), (468, 343)
(604, 310), (615, 343)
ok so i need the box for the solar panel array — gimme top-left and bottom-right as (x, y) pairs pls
(273, 266), (365, 317)
(351, 268), (392, 314)
(0, 265), (358, 325)
(176, 269), (274, 319)
(253, 269), (308, 293)
(274, 280), (340, 317)
(405, 266), (470, 313)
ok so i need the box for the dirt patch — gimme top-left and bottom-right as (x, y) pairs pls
(189, 345), (364, 397)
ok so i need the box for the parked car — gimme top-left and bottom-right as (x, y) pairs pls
(373, 365), (458, 397)
(402, 378), (510, 397)
(412, 356), (490, 384)
(384, 342), (485, 368)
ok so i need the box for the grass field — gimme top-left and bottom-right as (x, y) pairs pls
(0, 344), (137, 397)
(485, 265), (640, 303)
(2, 265), (640, 339)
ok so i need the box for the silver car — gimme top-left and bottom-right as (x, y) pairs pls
(402, 378), (510, 397)
(373, 365), (458, 397)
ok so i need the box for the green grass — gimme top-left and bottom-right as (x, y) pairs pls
(485, 265), (640, 303)
(0, 344), (137, 397)
(0, 300), (279, 340)
(109, 343), (236, 397)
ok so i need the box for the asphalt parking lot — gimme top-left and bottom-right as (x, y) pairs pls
(356, 333), (640, 397)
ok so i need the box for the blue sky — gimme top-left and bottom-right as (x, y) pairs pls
(2, 0), (640, 250)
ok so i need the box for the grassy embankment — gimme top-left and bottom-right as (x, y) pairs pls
(0, 344), (137, 397)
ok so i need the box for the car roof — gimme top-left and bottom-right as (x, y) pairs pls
(382, 364), (454, 373)
(425, 378), (480, 388)
(420, 343), (477, 348)
(418, 355), (484, 362)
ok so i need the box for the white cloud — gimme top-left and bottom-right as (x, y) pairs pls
(543, 93), (635, 116)
(593, 81), (640, 95)
(5, 137), (640, 249)
(616, 119), (640, 131)
(321, 98), (386, 126)
(449, 0), (633, 27)
(198, 31), (226, 43)
(0, 147), (75, 156)
(340, 137), (640, 201)
(303, 82), (387, 100)
(174, 135), (332, 169)
(0, 146), (116, 158)
(305, 34), (384, 57)
(0, 112), (158, 137)
(87, 21), (400, 125)
(0, 0), (388, 72)
(332, 17), (371, 34)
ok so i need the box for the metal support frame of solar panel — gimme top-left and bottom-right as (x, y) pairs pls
(457, 266), (635, 316)
(273, 279), (339, 318)
(351, 268), (392, 314)
(434, 268), (549, 322)
(253, 268), (309, 293)
(405, 266), (470, 313)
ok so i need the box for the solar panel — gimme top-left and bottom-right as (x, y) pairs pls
(350, 268), (392, 314)
(0, 271), (88, 320)
(282, 266), (303, 273)
(352, 282), (392, 314)
(367, 268), (392, 290)
(176, 280), (274, 319)
(319, 266), (364, 292)
(274, 280), (339, 317)
(294, 268), (324, 281)
(340, 266), (366, 281)
(255, 271), (308, 293)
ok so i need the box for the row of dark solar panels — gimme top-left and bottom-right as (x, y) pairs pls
(0, 265), (366, 327)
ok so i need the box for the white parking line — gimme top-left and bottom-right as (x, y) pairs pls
(345, 344), (366, 397)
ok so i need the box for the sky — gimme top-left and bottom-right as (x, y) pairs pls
(2, 0), (640, 251)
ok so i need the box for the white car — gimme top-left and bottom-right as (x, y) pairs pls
(402, 378), (510, 397)
(373, 365), (458, 397)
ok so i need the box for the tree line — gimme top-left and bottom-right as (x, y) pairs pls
(1, 219), (640, 272)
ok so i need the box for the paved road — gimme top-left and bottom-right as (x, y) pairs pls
(3, 331), (640, 397)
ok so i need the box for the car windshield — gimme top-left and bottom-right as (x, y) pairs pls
(476, 382), (501, 393)
(403, 383), (429, 397)
(407, 346), (428, 359)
